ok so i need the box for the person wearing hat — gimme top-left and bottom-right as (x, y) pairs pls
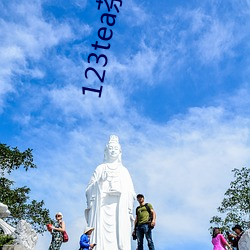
(48, 212), (66, 250)
(79, 227), (96, 250)
(230, 225), (244, 250)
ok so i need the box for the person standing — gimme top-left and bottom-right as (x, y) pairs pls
(211, 227), (232, 250)
(48, 212), (66, 250)
(133, 194), (156, 250)
(79, 227), (96, 250)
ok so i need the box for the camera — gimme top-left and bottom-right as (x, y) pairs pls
(132, 231), (137, 240)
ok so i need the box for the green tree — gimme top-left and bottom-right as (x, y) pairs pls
(0, 234), (14, 246)
(0, 143), (52, 233)
(210, 167), (250, 232)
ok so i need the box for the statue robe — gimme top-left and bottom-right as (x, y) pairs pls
(85, 163), (136, 250)
(239, 229), (250, 250)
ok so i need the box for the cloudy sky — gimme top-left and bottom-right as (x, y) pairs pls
(1, 0), (250, 249)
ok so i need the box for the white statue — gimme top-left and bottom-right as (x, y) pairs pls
(85, 135), (136, 250)
(13, 220), (38, 250)
(0, 202), (15, 235)
(0, 202), (11, 218)
(0, 203), (38, 250)
(239, 229), (250, 250)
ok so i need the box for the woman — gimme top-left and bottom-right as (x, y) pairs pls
(49, 212), (66, 250)
(79, 227), (96, 250)
(212, 227), (232, 250)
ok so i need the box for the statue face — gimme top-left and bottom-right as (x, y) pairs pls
(107, 142), (121, 160)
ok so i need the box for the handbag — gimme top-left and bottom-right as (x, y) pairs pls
(46, 224), (52, 232)
(62, 231), (69, 242)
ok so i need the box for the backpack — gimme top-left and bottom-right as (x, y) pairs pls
(136, 203), (154, 229)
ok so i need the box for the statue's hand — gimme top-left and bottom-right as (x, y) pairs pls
(101, 171), (108, 181)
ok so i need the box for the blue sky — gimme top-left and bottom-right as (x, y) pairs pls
(1, 0), (250, 249)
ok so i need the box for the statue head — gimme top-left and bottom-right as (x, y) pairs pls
(104, 135), (122, 163)
(0, 202), (10, 218)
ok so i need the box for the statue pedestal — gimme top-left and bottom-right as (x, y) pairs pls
(1, 245), (26, 250)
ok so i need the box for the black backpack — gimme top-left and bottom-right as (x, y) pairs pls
(136, 203), (154, 229)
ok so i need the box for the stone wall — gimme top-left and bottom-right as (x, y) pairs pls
(1, 245), (26, 250)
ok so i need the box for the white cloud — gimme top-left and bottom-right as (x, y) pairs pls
(218, 83), (250, 115)
(122, 0), (149, 26)
(1, 2), (72, 58)
(188, 8), (210, 33)
(73, 0), (87, 9)
(47, 84), (126, 120)
(123, 44), (158, 86)
(106, 6), (241, 91)
(0, 0), (73, 110)
(196, 20), (235, 63)
(141, 6), (244, 73)
(0, 45), (25, 111)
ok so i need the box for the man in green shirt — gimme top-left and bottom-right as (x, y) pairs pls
(133, 194), (156, 250)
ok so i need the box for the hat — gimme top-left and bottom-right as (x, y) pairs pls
(136, 194), (144, 198)
(55, 212), (63, 218)
(84, 227), (94, 234)
(232, 225), (243, 231)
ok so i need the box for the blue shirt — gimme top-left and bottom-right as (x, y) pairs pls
(79, 234), (90, 250)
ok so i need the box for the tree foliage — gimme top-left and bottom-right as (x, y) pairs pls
(210, 167), (250, 232)
(0, 143), (52, 233)
(0, 234), (14, 246)
(0, 144), (36, 175)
